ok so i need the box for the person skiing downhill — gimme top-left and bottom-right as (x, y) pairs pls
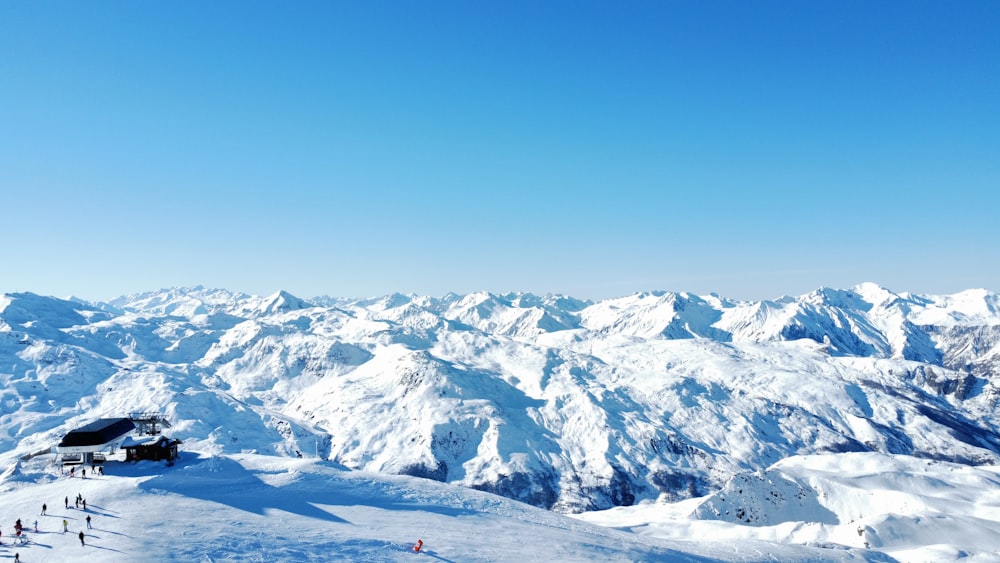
(41, 503), (46, 516)
(79, 530), (85, 546)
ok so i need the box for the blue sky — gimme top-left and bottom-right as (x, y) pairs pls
(2, 1), (997, 301)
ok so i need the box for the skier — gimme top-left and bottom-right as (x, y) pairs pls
(82, 499), (87, 511)
(79, 530), (85, 546)
(33, 520), (38, 533)
(65, 496), (69, 509)
(14, 552), (19, 562)
(413, 539), (423, 553)
(62, 520), (68, 533)
(41, 503), (46, 516)
(86, 515), (92, 529)
(858, 524), (873, 548)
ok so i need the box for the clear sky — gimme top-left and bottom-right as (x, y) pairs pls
(1, 1), (998, 302)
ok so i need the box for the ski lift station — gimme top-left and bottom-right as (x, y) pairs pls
(56, 413), (180, 465)
(56, 417), (135, 465)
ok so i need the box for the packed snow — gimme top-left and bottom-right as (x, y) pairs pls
(2, 450), (999, 561)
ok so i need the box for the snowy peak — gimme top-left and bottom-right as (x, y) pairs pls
(0, 292), (113, 341)
(257, 290), (313, 315)
(369, 292), (416, 311)
(852, 281), (900, 309)
(909, 288), (1000, 326)
(1, 291), (91, 327)
(579, 291), (728, 340)
(107, 286), (253, 317)
(438, 291), (581, 337)
(802, 286), (875, 312)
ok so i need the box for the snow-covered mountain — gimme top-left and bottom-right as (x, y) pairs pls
(574, 451), (1000, 562)
(2, 283), (1000, 559)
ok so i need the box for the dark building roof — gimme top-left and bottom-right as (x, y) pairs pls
(58, 418), (136, 448)
(122, 435), (182, 448)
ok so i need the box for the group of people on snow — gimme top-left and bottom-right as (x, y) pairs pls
(4, 490), (97, 560)
(64, 465), (104, 479)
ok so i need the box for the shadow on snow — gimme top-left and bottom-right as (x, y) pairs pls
(136, 456), (481, 525)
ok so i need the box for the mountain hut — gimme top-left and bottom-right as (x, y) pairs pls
(122, 435), (182, 463)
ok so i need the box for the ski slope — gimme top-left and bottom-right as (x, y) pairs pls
(4, 450), (999, 562)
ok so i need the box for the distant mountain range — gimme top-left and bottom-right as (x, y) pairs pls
(1, 283), (998, 512)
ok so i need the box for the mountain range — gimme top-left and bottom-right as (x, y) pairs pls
(2, 282), (998, 517)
